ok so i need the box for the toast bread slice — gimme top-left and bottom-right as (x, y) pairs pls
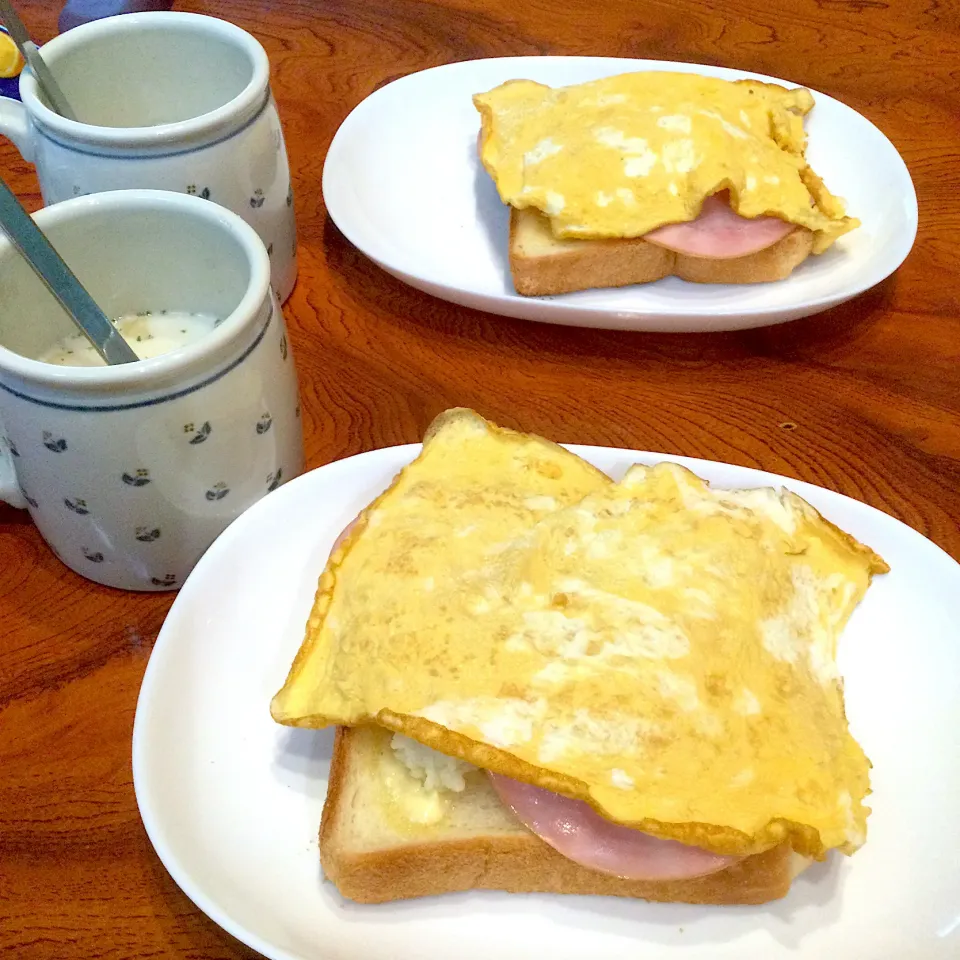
(320, 725), (810, 905)
(509, 207), (815, 296)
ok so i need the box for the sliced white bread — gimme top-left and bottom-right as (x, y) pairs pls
(320, 725), (809, 905)
(509, 207), (815, 296)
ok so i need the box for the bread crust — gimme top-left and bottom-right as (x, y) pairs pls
(320, 726), (801, 905)
(509, 207), (674, 295)
(508, 207), (814, 296)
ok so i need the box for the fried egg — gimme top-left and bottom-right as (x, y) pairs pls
(272, 412), (887, 860)
(473, 72), (858, 254)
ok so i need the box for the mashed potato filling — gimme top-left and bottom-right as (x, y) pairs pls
(391, 734), (473, 792)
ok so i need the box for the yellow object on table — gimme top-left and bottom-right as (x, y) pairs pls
(0, 30), (25, 79)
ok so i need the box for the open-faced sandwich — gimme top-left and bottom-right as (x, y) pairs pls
(271, 409), (887, 905)
(472, 72), (859, 295)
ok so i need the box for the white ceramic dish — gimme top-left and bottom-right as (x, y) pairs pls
(133, 442), (959, 960)
(321, 56), (917, 333)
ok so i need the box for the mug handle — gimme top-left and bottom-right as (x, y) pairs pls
(0, 96), (35, 162)
(0, 415), (27, 508)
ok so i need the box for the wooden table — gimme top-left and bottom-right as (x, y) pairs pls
(1, 0), (957, 956)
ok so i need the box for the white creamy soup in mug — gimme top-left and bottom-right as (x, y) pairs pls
(37, 311), (219, 366)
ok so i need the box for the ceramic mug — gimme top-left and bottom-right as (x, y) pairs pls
(0, 190), (304, 591)
(0, 11), (298, 302)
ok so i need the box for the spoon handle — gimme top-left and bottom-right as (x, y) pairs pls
(22, 40), (76, 119)
(0, 0), (77, 119)
(0, 180), (139, 365)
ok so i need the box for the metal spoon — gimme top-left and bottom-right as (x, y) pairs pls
(0, 178), (139, 365)
(0, 0), (77, 120)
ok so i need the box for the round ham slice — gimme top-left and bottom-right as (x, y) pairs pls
(489, 773), (742, 881)
(331, 519), (359, 554)
(644, 194), (794, 260)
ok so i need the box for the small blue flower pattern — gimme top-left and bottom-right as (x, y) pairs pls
(122, 469), (151, 486)
(42, 431), (67, 452)
(184, 421), (212, 444)
(205, 482), (230, 501)
(25, 404), (291, 583)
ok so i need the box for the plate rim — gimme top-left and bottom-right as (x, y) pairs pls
(321, 55), (918, 331)
(132, 441), (956, 960)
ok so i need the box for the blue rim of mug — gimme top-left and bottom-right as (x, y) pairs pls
(0, 190), (273, 396)
(33, 90), (272, 161)
(19, 12), (270, 152)
(0, 303), (273, 412)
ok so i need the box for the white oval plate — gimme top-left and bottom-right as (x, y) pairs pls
(133, 443), (959, 960)
(322, 56), (917, 333)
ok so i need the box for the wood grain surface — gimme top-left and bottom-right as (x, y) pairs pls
(1, 0), (957, 957)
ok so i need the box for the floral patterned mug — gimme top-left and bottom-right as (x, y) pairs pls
(0, 11), (297, 302)
(0, 190), (304, 591)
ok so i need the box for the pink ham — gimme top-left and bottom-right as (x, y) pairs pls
(489, 773), (741, 881)
(331, 519), (359, 554)
(644, 194), (794, 259)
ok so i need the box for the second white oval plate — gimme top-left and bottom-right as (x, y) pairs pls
(322, 57), (917, 333)
(133, 443), (959, 960)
